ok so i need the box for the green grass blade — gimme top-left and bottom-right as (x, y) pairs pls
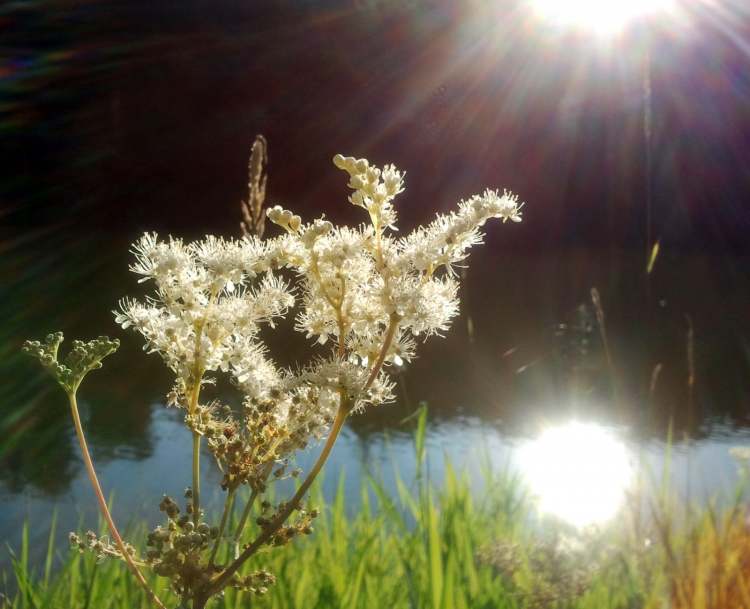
(42, 512), (57, 592)
(427, 496), (443, 609)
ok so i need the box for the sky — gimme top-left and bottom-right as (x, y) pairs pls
(2, 0), (750, 253)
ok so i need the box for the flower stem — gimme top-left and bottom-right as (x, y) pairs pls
(209, 487), (236, 566)
(232, 487), (259, 557)
(188, 376), (204, 525)
(191, 430), (201, 525)
(364, 313), (399, 390)
(232, 463), (272, 552)
(189, 288), (217, 526)
(67, 392), (167, 609)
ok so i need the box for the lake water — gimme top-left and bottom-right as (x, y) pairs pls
(2, 232), (749, 570)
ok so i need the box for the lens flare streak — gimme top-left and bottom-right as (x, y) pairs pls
(530, 0), (677, 35)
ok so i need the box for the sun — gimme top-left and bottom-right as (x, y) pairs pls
(530, 0), (676, 35)
(518, 421), (633, 527)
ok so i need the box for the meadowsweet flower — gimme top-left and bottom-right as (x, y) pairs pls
(493, 190), (524, 223)
(115, 233), (292, 396)
(26, 149), (525, 609)
(115, 154), (525, 505)
(396, 189), (522, 277)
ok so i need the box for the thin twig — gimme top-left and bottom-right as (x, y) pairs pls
(590, 287), (617, 396)
(232, 463), (272, 551)
(365, 313), (400, 390)
(209, 487), (236, 566)
(67, 392), (167, 609)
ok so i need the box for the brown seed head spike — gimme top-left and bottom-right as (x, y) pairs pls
(240, 134), (268, 239)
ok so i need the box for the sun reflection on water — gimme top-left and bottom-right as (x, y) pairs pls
(518, 421), (633, 528)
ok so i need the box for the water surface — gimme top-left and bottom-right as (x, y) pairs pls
(2, 234), (749, 570)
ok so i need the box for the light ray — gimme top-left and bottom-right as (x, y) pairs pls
(530, 0), (677, 35)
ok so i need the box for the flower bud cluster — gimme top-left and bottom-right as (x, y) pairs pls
(333, 153), (404, 230)
(69, 530), (135, 563)
(205, 389), (334, 492)
(146, 495), (219, 597)
(255, 501), (319, 547)
(228, 569), (276, 594)
(204, 406), (280, 492)
(298, 218), (334, 249)
(266, 205), (302, 233)
(23, 333), (119, 394)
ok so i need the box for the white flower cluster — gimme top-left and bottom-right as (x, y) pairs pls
(117, 153), (524, 450)
(115, 233), (292, 402)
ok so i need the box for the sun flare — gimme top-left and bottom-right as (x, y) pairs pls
(519, 421), (633, 527)
(530, 0), (676, 35)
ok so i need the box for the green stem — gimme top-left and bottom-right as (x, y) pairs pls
(189, 288), (218, 526)
(209, 487), (236, 566)
(364, 313), (399, 390)
(232, 478), (264, 551)
(188, 374), (204, 526)
(67, 392), (167, 609)
(192, 430), (201, 525)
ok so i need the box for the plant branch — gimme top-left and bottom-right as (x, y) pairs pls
(233, 463), (272, 548)
(232, 488), (259, 557)
(364, 313), (400, 391)
(202, 404), (349, 599)
(209, 487), (236, 566)
(188, 288), (217, 526)
(189, 381), (203, 525)
(198, 309), (398, 605)
(67, 392), (167, 609)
